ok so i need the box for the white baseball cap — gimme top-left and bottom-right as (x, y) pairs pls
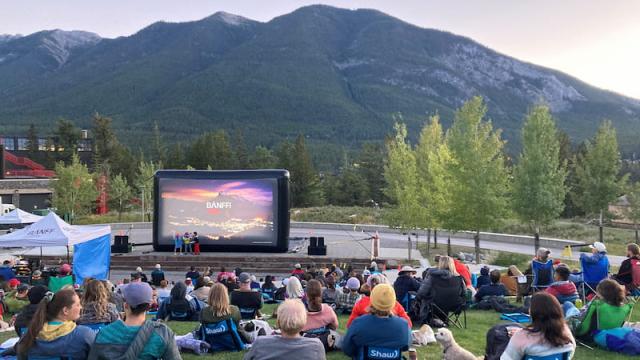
(589, 242), (607, 253)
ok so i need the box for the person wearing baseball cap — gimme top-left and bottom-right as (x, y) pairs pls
(342, 284), (411, 358)
(580, 241), (610, 290)
(393, 265), (420, 304)
(230, 272), (263, 319)
(336, 277), (361, 314)
(14, 285), (48, 336)
(291, 263), (305, 278)
(89, 282), (181, 359)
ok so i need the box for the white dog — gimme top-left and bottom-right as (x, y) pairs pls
(434, 328), (483, 360)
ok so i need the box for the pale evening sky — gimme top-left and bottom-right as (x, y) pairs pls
(1, 0), (639, 99)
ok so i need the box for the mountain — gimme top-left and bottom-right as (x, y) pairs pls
(0, 5), (638, 156)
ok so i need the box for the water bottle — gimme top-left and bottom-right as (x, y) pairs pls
(575, 298), (583, 309)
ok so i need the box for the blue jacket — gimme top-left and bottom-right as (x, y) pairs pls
(155, 296), (204, 321)
(342, 315), (410, 359)
(22, 324), (95, 360)
(393, 274), (421, 302)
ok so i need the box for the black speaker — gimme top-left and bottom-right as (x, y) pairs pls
(310, 237), (318, 248)
(114, 235), (129, 247)
(307, 245), (327, 256)
(317, 237), (324, 247)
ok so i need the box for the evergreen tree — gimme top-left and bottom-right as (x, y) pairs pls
(151, 122), (167, 166)
(54, 118), (80, 165)
(166, 143), (185, 169)
(281, 135), (324, 207)
(186, 131), (233, 169)
(92, 113), (119, 173)
(332, 166), (370, 206)
(51, 154), (98, 223)
(443, 97), (509, 263)
(249, 146), (277, 169)
(109, 173), (133, 221)
(383, 122), (421, 231)
(356, 142), (387, 205)
(512, 106), (568, 251)
(232, 129), (250, 169)
(573, 120), (626, 242)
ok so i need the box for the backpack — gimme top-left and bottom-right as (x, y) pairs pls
(92, 320), (176, 360)
(302, 327), (334, 352)
(485, 323), (524, 360)
(274, 287), (286, 301)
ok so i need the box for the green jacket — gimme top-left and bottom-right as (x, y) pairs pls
(575, 299), (632, 337)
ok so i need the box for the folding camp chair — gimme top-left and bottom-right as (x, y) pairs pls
(531, 259), (554, 292)
(359, 345), (402, 360)
(432, 302), (467, 329)
(198, 319), (246, 352)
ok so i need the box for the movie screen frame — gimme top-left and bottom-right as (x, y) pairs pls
(153, 169), (290, 253)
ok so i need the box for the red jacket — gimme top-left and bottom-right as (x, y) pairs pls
(346, 295), (412, 328)
(454, 260), (472, 289)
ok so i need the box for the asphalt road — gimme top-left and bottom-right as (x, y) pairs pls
(125, 227), (628, 267)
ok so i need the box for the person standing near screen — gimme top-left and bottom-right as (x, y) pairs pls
(193, 232), (200, 255)
(174, 231), (183, 255)
(183, 232), (192, 255)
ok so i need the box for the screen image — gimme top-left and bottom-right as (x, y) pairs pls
(157, 178), (277, 246)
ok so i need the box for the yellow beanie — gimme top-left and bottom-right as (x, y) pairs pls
(370, 283), (396, 312)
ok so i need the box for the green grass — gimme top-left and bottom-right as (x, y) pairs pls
(0, 303), (636, 359)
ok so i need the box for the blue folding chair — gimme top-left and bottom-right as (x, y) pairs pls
(531, 259), (554, 291)
(198, 319), (246, 352)
(523, 352), (570, 360)
(359, 346), (402, 360)
(239, 307), (257, 320)
(580, 255), (609, 294)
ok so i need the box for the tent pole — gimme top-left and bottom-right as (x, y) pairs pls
(66, 246), (70, 264)
(40, 246), (42, 268)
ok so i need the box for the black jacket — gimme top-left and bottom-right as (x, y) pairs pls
(393, 274), (421, 301)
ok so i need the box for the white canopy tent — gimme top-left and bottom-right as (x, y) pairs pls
(0, 208), (43, 225)
(0, 212), (112, 283)
(0, 212), (110, 247)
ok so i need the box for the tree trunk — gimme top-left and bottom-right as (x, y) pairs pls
(447, 235), (452, 256)
(599, 209), (604, 243)
(636, 225), (639, 245)
(534, 225), (540, 254)
(407, 234), (412, 261)
(474, 230), (480, 264)
(434, 229), (438, 249)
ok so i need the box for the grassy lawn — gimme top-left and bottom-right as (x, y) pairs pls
(1, 302), (631, 359)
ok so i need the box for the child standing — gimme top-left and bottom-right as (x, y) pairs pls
(183, 232), (192, 254)
(193, 232), (200, 255)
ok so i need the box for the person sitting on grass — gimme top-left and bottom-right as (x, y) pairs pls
(200, 283), (252, 343)
(49, 264), (73, 293)
(89, 282), (181, 359)
(336, 277), (361, 314)
(150, 264), (165, 287)
(477, 266), (491, 288)
(545, 265), (578, 304)
(190, 276), (211, 303)
(342, 284), (411, 359)
(30, 270), (47, 287)
(14, 285), (48, 337)
(321, 274), (338, 305)
(243, 299), (325, 360)
(500, 292), (575, 360)
(393, 266), (420, 303)
(77, 279), (120, 326)
(5, 283), (30, 314)
(302, 279), (338, 332)
(156, 281), (204, 321)
(231, 272), (263, 319)
(500, 265), (524, 296)
(157, 280), (171, 302)
(567, 279), (633, 339)
(285, 276), (305, 302)
(613, 243), (640, 292)
(16, 288), (95, 359)
(347, 274), (412, 328)
(474, 269), (508, 302)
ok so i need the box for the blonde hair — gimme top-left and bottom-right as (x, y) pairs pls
(81, 279), (109, 320)
(277, 299), (307, 335)
(286, 276), (304, 299)
(207, 283), (231, 318)
(438, 256), (459, 276)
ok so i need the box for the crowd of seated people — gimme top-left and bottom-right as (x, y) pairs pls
(3, 240), (639, 360)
